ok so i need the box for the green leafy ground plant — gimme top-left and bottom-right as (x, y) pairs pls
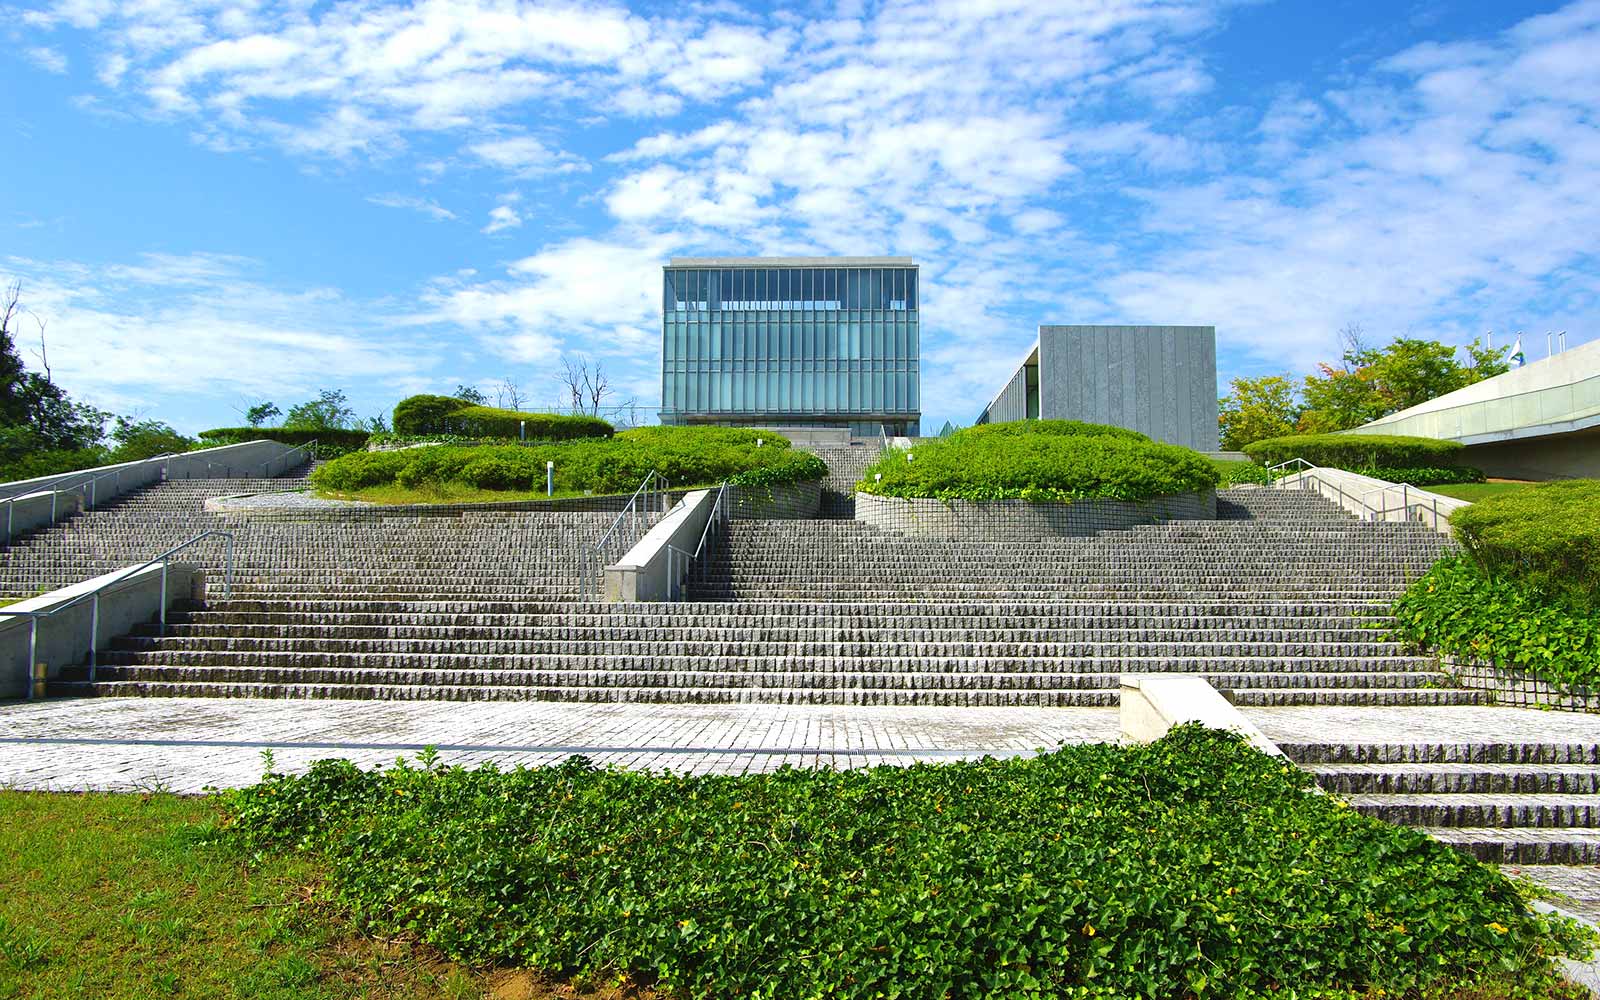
(1393, 555), (1600, 691)
(1449, 480), (1600, 610)
(312, 426), (824, 500)
(391, 395), (614, 440)
(858, 420), (1219, 503)
(220, 728), (1590, 1000)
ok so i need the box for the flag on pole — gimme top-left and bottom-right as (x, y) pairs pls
(1510, 334), (1526, 368)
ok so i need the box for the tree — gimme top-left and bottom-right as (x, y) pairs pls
(108, 417), (193, 461)
(283, 389), (356, 430)
(245, 402), (281, 427)
(1218, 375), (1300, 450)
(494, 378), (525, 411)
(454, 384), (488, 406)
(0, 281), (106, 463)
(1296, 333), (1509, 433)
(556, 355), (611, 416)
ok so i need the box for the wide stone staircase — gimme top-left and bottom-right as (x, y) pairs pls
(803, 443), (884, 517)
(1282, 741), (1600, 863)
(0, 468), (315, 602)
(35, 486), (1472, 708)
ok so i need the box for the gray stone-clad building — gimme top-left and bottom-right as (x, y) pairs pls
(976, 325), (1219, 451)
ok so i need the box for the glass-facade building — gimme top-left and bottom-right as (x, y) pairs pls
(660, 256), (920, 436)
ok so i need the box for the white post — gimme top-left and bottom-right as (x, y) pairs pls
(546, 461), (554, 497)
(520, 420), (526, 441)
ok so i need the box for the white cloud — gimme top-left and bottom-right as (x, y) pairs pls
(483, 204), (522, 235)
(366, 193), (456, 222)
(26, 46), (69, 74)
(467, 135), (585, 175)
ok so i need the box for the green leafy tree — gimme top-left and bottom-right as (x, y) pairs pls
(284, 389), (356, 431)
(245, 402), (281, 427)
(1217, 375), (1301, 451)
(453, 385), (488, 405)
(108, 417), (194, 462)
(0, 282), (107, 475)
(1298, 334), (1510, 433)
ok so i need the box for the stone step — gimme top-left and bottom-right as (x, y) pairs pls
(1345, 794), (1600, 828)
(1416, 828), (1600, 865)
(1307, 763), (1600, 795)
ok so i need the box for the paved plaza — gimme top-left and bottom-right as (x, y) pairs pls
(2, 697), (1596, 792)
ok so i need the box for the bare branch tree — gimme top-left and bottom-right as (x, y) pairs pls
(29, 312), (51, 383)
(1, 281), (20, 345)
(555, 356), (585, 414)
(495, 377), (526, 411)
(581, 360), (612, 416)
(1337, 322), (1368, 370)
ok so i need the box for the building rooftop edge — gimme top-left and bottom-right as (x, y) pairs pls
(667, 256), (915, 267)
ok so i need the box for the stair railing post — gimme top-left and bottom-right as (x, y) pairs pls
(89, 592), (99, 680)
(159, 562), (168, 636)
(27, 618), (37, 700)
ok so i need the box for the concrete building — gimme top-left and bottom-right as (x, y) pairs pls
(659, 257), (920, 437)
(1345, 336), (1600, 479)
(975, 325), (1219, 451)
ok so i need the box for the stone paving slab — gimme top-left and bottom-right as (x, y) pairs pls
(0, 698), (1120, 793)
(1244, 705), (1600, 744)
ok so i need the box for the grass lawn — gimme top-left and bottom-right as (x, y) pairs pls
(1428, 481), (1541, 501)
(0, 791), (658, 1000)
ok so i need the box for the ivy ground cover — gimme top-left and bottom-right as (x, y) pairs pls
(858, 420), (1219, 503)
(220, 728), (1590, 1000)
(311, 426), (825, 502)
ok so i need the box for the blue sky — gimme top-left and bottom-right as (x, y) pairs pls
(4, 0), (1598, 435)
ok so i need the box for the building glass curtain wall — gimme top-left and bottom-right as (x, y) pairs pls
(660, 257), (920, 436)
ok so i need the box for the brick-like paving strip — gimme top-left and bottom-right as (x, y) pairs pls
(0, 698), (1120, 792)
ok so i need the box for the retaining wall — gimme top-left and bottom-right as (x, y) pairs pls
(1443, 658), (1600, 714)
(0, 562), (202, 698)
(854, 489), (1216, 540)
(728, 481), (821, 520)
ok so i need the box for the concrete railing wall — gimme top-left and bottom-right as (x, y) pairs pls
(1, 562), (202, 698)
(605, 489), (717, 602)
(1119, 675), (1285, 759)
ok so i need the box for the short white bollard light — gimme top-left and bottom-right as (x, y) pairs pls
(874, 473), (882, 483)
(546, 460), (554, 496)
(907, 452), (914, 462)
(756, 438), (764, 448)
(520, 420), (526, 441)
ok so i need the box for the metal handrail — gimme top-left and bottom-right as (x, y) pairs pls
(0, 530), (236, 699)
(1269, 459), (1453, 533)
(666, 483), (730, 601)
(578, 471), (668, 600)
(244, 439), (317, 480)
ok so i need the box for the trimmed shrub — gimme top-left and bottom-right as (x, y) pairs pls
(197, 427), (370, 458)
(1242, 433), (1465, 470)
(311, 426), (822, 498)
(391, 395), (613, 440)
(1361, 465), (1485, 487)
(858, 420), (1219, 502)
(1393, 555), (1600, 690)
(1212, 459), (1273, 486)
(958, 419), (1148, 442)
(1450, 479), (1600, 610)
(221, 727), (1590, 999)
(391, 395), (468, 435)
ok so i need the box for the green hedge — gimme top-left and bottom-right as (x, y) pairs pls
(311, 426), (823, 496)
(1450, 479), (1600, 610)
(1242, 433), (1464, 470)
(1361, 465), (1485, 487)
(391, 395), (612, 440)
(197, 427), (370, 458)
(858, 420), (1218, 502)
(221, 726), (1588, 999)
(1393, 555), (1600, 690)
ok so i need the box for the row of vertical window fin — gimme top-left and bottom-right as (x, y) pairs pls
(664, 267), (917, 312)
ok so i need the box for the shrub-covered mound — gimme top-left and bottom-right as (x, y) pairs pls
(312, 426), (825, 497)
(1394, 555), (1600, 691)
(858, 420), (1219, 502)
(1450, 479), (1600, 611)
(392, 394), (613, 440)
(221, 727), (1587, 1000)
(1244, 433), (1465, 470)
(197, 427), (370, 458)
